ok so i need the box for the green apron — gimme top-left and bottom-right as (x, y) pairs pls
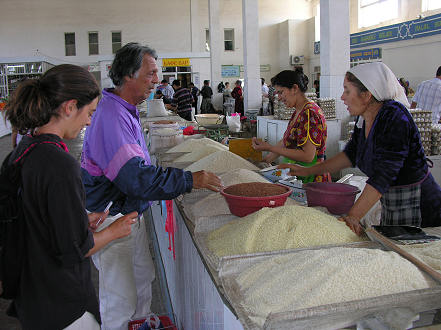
(283, 155), (317, 183)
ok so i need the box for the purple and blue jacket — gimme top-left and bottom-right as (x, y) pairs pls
(81, 88), (193, 215)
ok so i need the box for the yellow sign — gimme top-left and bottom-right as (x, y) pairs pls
(162, 58), (190, 67)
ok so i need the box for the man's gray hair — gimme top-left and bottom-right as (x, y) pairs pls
(109, 42), (157, 87)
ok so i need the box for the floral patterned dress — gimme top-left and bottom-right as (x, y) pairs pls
(282, 101), (331, 182)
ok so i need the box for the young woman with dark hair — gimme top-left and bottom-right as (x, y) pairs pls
(252, 68), (330, 182)
(4, 64), (138, 330)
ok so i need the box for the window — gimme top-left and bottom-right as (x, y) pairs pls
(315, 4), (320, 42)
(224, 29), (234, 51)
(422, 0), (441, 11)
(64, 33), (76, 56)
(88, 32), (99, 55)
(205, 29), (210, 52)
(358, 0), (398, 28)
(112, 31), (122, 54)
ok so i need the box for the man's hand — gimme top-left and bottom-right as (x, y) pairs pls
(192, 170), (222, 192)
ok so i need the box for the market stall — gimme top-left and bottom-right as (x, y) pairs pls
(144, 133), (441, 330)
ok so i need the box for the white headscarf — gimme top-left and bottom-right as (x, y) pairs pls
(349, 62), (410, 108)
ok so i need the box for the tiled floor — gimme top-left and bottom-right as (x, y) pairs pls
(0, 131), (165, 329)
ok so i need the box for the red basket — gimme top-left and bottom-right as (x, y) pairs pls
(220, 183), (292, 217)
(303, 182), (360, 215)
(128, 315), (177, 330)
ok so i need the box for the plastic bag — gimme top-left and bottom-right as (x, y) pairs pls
(226, 113), (241, 132)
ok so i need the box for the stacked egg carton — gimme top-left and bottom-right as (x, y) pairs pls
(409, 109), (432, 156)
(305, 92), (318, 104)
(317, 98), (336, 120)
(273, 95), (295, 120)
(431, 124), (441, 155)
(346, 121), (356, 140)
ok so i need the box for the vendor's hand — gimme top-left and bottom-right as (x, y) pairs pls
(277, 163), (310, 177)
(252, 137), (272, 152)
(192, 170), (222, 192)
(88, 211), (109, 232)
(338, 215), (363, 236)
(107, 211), (138, 239)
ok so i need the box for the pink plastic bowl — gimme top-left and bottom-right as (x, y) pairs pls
(303, 182), (360, 215)
(220, 183), (292, 217)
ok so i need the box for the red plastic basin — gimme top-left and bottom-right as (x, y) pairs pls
(303, 182), (360, 215)
(220, 183), (292, 217)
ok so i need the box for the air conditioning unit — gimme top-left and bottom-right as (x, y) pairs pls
(290, 55), (305, 65)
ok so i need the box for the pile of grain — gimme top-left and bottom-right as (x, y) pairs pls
(402, 240), (441, 272)
(166, 138), (227, 153)
(173, 144), (225, 163)
(189, 170), (269, 219)
(207, 205), (366, 257)
(185, 150), (258, 173)
(235, 247), (435, 327)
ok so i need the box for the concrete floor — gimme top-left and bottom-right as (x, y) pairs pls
(0, 131), (165, 329)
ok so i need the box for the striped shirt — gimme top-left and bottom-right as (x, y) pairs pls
(412, 78), (441, 124)
(171, 87), (193, 113)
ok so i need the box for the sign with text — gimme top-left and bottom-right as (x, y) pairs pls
(222, 65), (240, 77)
(313, 12), (441, 52)
(238, 64), (271, 72)
(162, 58), (190, 67)
(350, 48), (381, 61)
(351, 12), (441, 48)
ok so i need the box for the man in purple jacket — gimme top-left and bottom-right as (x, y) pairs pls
(81, 42), (221, 330)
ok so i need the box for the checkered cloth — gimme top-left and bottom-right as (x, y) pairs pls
(380, 184), (422, 226)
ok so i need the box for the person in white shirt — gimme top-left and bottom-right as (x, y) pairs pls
(411, 66), (441, 124)
(261, 78), (270, 115)
(261, 78), (269, 96)
(156, 79), (174, 102)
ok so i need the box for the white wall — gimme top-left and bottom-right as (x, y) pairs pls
(1, 0), (440, 92)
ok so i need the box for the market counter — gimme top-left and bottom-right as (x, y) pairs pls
(144, 135), (441, 329)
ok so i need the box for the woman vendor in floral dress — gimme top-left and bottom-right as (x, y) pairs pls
(280, 62), (441, 234)
(252, 68), (331, 182)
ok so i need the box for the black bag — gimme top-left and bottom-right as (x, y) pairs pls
(0, 142), (46, 299)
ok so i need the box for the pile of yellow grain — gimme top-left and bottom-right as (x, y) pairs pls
(207, 205), (366, 256)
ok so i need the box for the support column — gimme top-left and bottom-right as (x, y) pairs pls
(242, 0), (261, 112)
(208, 0), (222, 90)
(190, 0), (200, 52)
(320, 0), (350, 119)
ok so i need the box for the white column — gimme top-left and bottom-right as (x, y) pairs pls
(190, 0), (200, 52)
(208, 0), (222, 90)
(242, 0), (261, 112)
(320, 0), (350, 119)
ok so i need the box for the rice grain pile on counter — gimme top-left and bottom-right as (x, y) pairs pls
(173, 144), (226, 163)
(207, 205), (366, 257)
(235, 247), (435, 327)
(402, 240), (441, 272)
(166, 137), (227, 153)
(185, 150), (259, 173)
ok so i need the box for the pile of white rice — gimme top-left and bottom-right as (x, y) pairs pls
(185, 150), (258, 173)
(235, 247), (435, 327)
(166, 138), (227, 153)
(173, 144), (226, 163)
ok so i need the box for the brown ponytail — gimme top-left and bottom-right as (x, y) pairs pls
(5, 64), (100, 135)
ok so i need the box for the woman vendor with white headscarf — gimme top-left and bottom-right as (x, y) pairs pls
(279, 62), (441, 235)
